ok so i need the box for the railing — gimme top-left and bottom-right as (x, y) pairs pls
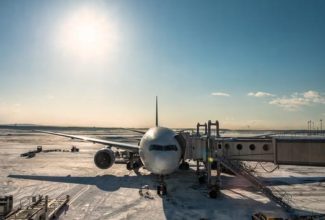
(216, 156), (293, 212)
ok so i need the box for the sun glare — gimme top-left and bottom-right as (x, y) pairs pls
(58, 7), (119, 61)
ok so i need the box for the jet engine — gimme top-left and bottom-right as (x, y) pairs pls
(94, 148), (115, 169)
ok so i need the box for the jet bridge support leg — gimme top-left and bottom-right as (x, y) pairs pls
(206, 120), (222, 198)
(196, 160), (200, 174)
(216, 160), (221, 189)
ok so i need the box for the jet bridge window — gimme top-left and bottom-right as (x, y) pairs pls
(149, 144), (177, 151)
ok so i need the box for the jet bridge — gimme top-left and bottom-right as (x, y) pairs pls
(184, 122), (325, 166)
(186, 136), (325, 166)
(182, 120), (325, 211)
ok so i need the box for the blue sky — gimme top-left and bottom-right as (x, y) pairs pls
(0, 0), (324, 129)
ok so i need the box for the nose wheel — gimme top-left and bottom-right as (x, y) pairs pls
(157, 175), (167, 196)
(157, 184), (167, 195)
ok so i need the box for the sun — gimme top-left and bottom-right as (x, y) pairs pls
(74, 20), (100, 46)
(57, 7), (119, 60)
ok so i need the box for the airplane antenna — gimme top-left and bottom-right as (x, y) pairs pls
(156, 96), (158, 127)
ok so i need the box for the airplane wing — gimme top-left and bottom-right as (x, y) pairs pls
(34, 130), (139, 153)
(119, 128), (146, 135)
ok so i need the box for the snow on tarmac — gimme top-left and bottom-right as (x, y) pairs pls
(1, 128), (324, 219)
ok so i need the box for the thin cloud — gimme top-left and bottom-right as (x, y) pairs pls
(269, 90), (325, 111)
(303, 90), (325, 103)
(211, 92), (230, 97)
(269, 97), (309, 111)
(248, 91), (275, 97)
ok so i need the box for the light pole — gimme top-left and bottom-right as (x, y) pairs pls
(309, 121), (312, 135)
(321, 119), (323, 135)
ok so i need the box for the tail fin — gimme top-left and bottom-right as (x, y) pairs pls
(155, 96), (158, 127)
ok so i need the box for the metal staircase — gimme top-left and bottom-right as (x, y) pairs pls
(217, 156), (293, 212)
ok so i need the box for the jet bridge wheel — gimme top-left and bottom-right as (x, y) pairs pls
(208, 185), (220, 198)
(209, 189), (218, 199)
(198, 174), (207, 184)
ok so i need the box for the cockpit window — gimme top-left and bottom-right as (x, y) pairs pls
(164, 145), (177, 151)
(149, 144), (164, 151)
(149, 144), (177, 151)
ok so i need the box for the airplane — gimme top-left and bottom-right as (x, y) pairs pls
(35, 97), (189, 195)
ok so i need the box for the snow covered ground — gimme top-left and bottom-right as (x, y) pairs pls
(1, 128), (325, 219)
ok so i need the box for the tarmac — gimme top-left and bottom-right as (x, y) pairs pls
(1, 128), (325, 219)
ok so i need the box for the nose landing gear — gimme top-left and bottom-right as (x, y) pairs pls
(157, 175), (167, 196)
(157, 183), (167, 196)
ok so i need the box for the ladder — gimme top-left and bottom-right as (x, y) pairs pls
(217, 156), (293, 212)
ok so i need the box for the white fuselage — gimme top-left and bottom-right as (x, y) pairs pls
(139, 127), (182, 175)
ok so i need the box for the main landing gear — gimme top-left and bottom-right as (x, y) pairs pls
(126, 152), (142, 171)
(157, 175), (167, 196)
(126, 160), (142, 171)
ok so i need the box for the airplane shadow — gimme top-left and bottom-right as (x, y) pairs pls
(160, 169), (325, 219)
(219, 175), (325, 187)
(8, 173), (156, 192)
(8, 171), (325, 219)
(260, 176), (325, 186)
